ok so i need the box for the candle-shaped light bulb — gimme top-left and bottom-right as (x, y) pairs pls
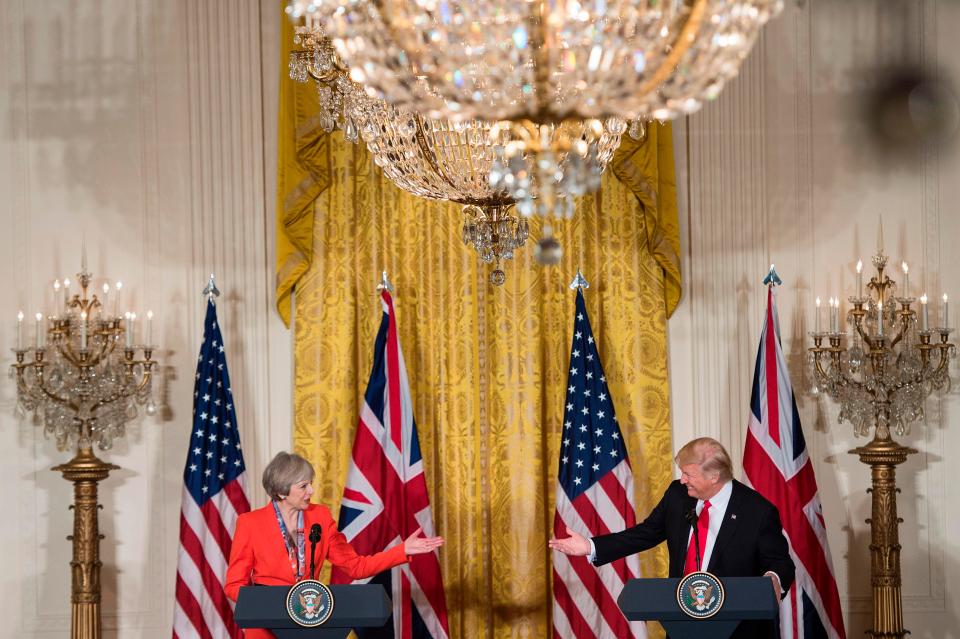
(125, 311), (133, 348)
(856, 260), (863, 298)
(80, 311), (88, 349)
(102, 283), (110, 315)
(63, 278), (71, 312)
(815, 296), (822, 333)
(877, 301), (884, 336)
(146, 310), (153, 345)
(17, 311), (23, 349)
(35, 313), (44, 349)
(944, 294), (950, 330)
(877, 215), (884, 254)
(81, 238), (88, 273)
(921, 294), (929, 330)
(901, 262), (909, 298)
(114, 281), (122, 316)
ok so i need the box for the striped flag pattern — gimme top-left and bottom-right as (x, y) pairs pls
(330, 290), (450, 639)
(743, 287), (846, 639)
(551, 288), (646, 639)
(173, 299), (251, 639)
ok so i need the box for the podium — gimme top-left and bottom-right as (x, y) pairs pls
(235, 584), (392, 638)
(617, 577), (778, 639)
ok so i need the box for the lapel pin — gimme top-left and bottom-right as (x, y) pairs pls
(730, 514), (737, 519)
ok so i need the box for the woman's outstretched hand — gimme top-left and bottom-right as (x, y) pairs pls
(403, 527), (445, 555)
(548, 527), (592, 556)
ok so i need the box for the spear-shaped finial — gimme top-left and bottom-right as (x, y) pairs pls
(376, 270), (394, 293)
(763, 264), (782, 287)
(202, 273), (221, 300)
(569, 268), (590, 291)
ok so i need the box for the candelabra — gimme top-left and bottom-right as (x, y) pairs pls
(11, 261), (157, 639)
(810, 249), (954, 639)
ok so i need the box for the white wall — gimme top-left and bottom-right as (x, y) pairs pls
(0, 1), (290, 636)
(669, 1), (960, 637)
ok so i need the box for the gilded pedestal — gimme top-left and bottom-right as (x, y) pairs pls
(851, 436), (915, 639)
(52, 447), (119, 639)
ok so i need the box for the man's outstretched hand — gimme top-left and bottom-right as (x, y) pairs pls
(548, 527), (592, 556)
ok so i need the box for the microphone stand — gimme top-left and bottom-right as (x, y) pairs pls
(308, 524), (322, 580)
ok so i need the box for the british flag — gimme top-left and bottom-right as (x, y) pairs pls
(551, 288), (646, 639)
(743, 287), (846, 639)
(330, 290), (449, 639)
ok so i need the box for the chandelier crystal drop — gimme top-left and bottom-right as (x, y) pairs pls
(287, 0), (783, 123)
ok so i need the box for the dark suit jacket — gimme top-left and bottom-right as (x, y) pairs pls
(592, 479), (795, 638)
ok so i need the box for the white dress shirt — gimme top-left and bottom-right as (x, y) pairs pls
(687, 479), (733, 571)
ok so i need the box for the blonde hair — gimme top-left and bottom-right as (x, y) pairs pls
(262, 452), (315, 501)
(675, 437), (733, 482)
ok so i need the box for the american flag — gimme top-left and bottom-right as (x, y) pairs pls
(173, 299), (250, 639)
(330, 290), (449, 639)
(743, 287), (845, 639)
(552, 288), (646, 639)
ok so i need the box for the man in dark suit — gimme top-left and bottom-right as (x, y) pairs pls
(549, 437), (794, 638)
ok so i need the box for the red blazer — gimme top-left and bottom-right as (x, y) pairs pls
(225, 502), (407, 638)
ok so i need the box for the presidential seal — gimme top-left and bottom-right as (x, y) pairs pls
(676, 571), (725, 619)
(286, 580), (335, 627)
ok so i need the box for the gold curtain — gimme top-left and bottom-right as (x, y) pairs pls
(276, 11), (682, 638)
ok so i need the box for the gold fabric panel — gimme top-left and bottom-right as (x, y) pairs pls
(287, 130), (678, 637)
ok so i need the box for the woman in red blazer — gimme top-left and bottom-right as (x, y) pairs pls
(225, 452), (444, 638)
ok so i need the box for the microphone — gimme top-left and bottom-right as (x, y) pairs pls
(684, 507), (702, 572)
(308, 524), (322, 580)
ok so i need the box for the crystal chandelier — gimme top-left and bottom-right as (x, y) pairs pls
(12, 263), (158, 452)
(287, 0), (783, 124)
(289, 18), (627, 279)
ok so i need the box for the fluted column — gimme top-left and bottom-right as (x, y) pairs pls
(852, 437), (916, 639)
(53, 447), (119, 639)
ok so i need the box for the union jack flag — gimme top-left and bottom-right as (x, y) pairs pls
(551, 288), (646, 639)
(330, 290), (449, 639)
(743, 287), (846, 639)
(173, 298), (251, 639)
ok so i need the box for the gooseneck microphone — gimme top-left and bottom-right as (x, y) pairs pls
(684, 507), (702, 572)
(308, 524), (322, 580)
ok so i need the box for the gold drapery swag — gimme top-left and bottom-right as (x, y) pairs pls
(275, 11), (681, 638)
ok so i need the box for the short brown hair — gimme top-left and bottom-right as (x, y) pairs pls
(675, 437), (733, 482)
(262, 451), (315, 501)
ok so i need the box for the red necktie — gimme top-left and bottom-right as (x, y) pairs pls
(683, 500), (711, 574)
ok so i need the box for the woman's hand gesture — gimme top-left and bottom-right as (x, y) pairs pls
(403, 527), (445, 555)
